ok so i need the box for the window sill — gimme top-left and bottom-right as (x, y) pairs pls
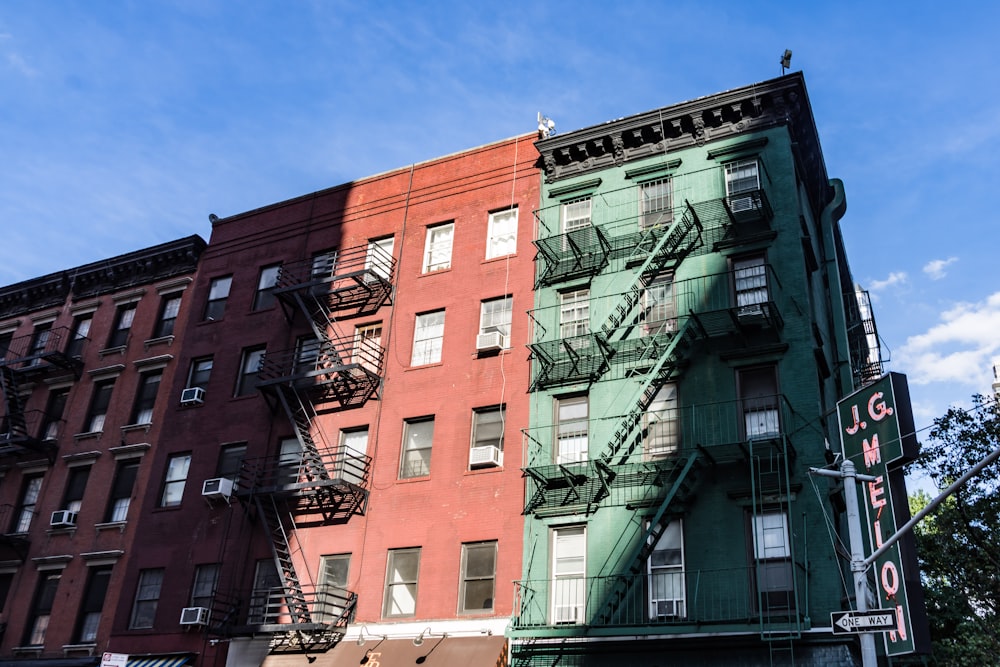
(74, 431), (103, 442)
(464, 465), (504, 475)
(419, 266), (453, 276)
(95, 521), (127, 533)
(62, 643), (97, 657)
(121, 422), (152, 435)
(406, 361), (444, 371)
(144, 335), (175, 351)
(482, 253), (517, 264)
(98, 345), (127, 359)
(11, 647), (42, 658)
(47, 526), (78, 536)
(396, 475), (431, 484)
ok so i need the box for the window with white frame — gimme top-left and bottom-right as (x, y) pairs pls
(353, 323), (382, 372)
(645, 383), (679, 458)
(400, 418), (434, 479)
(460, 541), (497, 613)
(479, 296), (512, 348)
(159, 453), (192, 507)
(551, 526), (586, 624)
(733, 255), (768, 314)
(383, 548), (420, 617)
(561, 198), (592, 233)
(648, 520), (685, 619)
(317, 554), (351, 622)
(559, 289), (589, 339)
(423, 223), (454, 272)
(640, 178), (673, 230)
(340, 428), (369, 485)
(555, 395), (588, 464)
(365, 237), (394, 281)
(752, 509), (794, 611)
(471, 407), (505, 468)
(641, 276), (676, 336)
(486, 208), (518, 258)
(738, 366), (780, 440)
(725, 159), (760, 212)
(411, 310), (445, 365)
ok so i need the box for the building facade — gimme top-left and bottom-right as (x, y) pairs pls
(106, 135), (539, 666)
(0, 236), (206, 663)
(509, 73), (894, 666)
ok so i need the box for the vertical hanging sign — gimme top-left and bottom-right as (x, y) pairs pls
(837, 372), (919, 656)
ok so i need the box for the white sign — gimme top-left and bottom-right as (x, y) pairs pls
(102, 653), (129, 667)
(831, 610), (898, 634)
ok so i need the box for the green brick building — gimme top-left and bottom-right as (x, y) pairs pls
(510, 73), (887, 666)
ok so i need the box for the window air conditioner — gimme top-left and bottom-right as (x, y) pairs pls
(202, 477), (235, 501)
(50, 510), (78, 528)
(651, 598), (682, 619)
(737, 303), (765, 319)
(180, 386), (205, 406)
(179, 606), (210, 626)
(469, 445), (503, 468)
(554, 605), (581, 624)
(476, 330), (506, 352)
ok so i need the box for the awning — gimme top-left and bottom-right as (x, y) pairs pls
(263, 635), (507, 667)
(125, 656), (192, 667)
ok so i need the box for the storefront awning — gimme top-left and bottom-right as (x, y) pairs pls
(125, 656), (192, 667)
(263, 635), (506, 667)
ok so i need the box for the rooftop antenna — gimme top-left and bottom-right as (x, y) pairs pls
(537, 112), (555, 139)
(780, 49), (792, 75)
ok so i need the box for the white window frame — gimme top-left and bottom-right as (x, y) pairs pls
(317, 554), (351, 622)
(159, 453), (191, 507)
(641, 276), (676, 336)
(559, 289), (589, 339)
(353, 323), (382, 372)
(486, 208), (518, 259)
(725, 159), (761, 212)
(423, 223), (454, 273)
(561, 198), (592, 233)
(479, 296), (512, 344)
(648, 520), (686, 620)
(555, 395), (588, 464)
(551, 526), (586, 624)
(640, 178), (673, 230)
(645, 383), (679, 458)
(339, 427), (368, 485)
(400, 418), (434, 479)
(733, 255), (768, 313)
(752, 509), (794, 610)
(365, 237), (394, 281)
(384, 548), (420, 617)
(411, 310), (445, 366)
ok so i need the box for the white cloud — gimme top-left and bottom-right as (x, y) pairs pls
(6, 52), (37, 77)
(923, 257), (957, 280)
(867, 271), (907, 292)
(896, 291), (1000, 388)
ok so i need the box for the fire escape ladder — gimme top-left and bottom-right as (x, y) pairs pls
(255, 493), (311, 625)
(0, 366), (28, 439)
(275, 386), (330, 484)
(595, 453), (701, 624)
(599, 323), (696, 466)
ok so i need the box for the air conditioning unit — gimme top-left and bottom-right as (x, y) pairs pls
(50, 510), (78, 528)
(202, 477), (235, 501)
(180, 386), (205, 406)
(476, 330), (506, 352)
(737, 303), (765, 319)
(554, 604), (581, 624)
(469, 445), (503, 468)
(179, 606), (210, 626)
(651, 598), (682, 619)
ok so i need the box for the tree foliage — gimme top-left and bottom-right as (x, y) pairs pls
(909, 394), (1000, 665)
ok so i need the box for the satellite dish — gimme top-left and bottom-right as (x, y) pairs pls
(537, 112), (555, 138)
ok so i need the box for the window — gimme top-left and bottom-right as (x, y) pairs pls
(277, 437), (303, 486)
(640, 178), (673, 230)
(25, 572), (60, 645)
(130, 371), (162, 425)
(559, 290), (589, 339)
(236, 346), (266, 396)
(423, 222), (454, 272)
(641, 276), (676, 336)
(353, 324), (382, 373)
(191, 563), (220, 609)
(0, 331), (11, 360)
(733, 255), (768, 314)
(153, 294), (182, 338)
(486, 208), (518, 259)
(106, 461), (139, 522)
(725, 159), (760, 212)
(555, 396), (588, 464)
(61, 465), (91, 514)
(365, 237), (394, 281)
(317, 554), (351, 622)
(561, 197), (592, 233)
(249, 560), (280, 624)
(216, 443), (247, 482)
(204, 276), (232, 321)
(160, 453), (192, 507)
(253, 264), (281, 310)
(0, 572), (12, 613)
(479, 296), (512, 347)
(340, 428), (369, 486)
(40, 387), (70, 441)
(383, 548), (420, 617)
(738, 366), (780, 439)
(551, 526), (585, 624)
(84, 379), (115, 433)
(107, 304), (136, 348)
(130, 568), (164, 629)
(460, 541), (497, 613)
(411, 310), (445, 366)
(400, 418), (433, 479)
(293, 335), (321, 374)
(471, 407), (505, 452)
(187, 356), (213, 390)
(648, 520), (685, 619)
(752, 510), (793, 611)
(28, 322), (52, 360)
(67, 314), (92, 358)
(645, 384), (679, 458)
(13, 474), (43, 533)
(311, 250), (337, 280)
(76, 565), (112, 643)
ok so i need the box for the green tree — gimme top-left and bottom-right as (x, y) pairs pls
(909, 394), (1000, 666)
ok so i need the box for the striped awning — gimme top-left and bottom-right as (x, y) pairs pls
(126, 656), (192, 667)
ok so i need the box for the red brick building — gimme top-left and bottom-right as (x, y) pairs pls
(108, 135), (538, 666)
(0, 236), (205, 664)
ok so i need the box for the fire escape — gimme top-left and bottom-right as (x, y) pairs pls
(229, 242), (394, 653)
(517, 178), (803, 641)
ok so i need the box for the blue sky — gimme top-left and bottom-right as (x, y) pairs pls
(2, 1), (998, 445)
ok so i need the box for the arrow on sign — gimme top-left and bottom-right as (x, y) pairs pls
(831, 610), (897, 634)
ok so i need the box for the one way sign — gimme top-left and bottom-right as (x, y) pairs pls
(831, 609), (897, 634)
